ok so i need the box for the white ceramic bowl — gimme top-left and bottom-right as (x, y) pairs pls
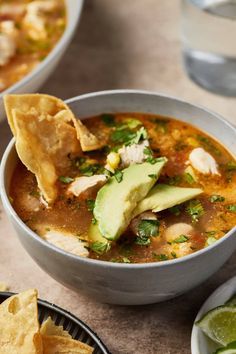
(191, 276), (236, 354)
(0, 0), (84, 121)
(1, 90), (236, 305)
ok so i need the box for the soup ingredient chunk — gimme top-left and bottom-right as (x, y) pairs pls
(41, 229), (89, 257)
(23, 1), (59, 40)
(0, 289), (43, 354)
(164, 223), (194, 258)
(4, 94), (104, 204)
(94, 159), (167, 240)
(68, 175), (107, 197)
(132, 184), (203, 217)
(189, 147), (220, 175)
(118, 140), (149, 167)
(0, 33), (16, 66)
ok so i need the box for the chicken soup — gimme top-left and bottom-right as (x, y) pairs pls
(0, 0), (66, 92)
(5, 94), (236, 263)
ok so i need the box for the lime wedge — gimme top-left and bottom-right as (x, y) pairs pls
(225, 295), (236, 307)
(196, 306), (236, 346)
(214, 341), (236, 353)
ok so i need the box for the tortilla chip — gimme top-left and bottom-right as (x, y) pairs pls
(72, 118), (104, 152)
(4, 94), (81, 203)
(40, 317), (71, 338)
(4, 94), (103, 203)
(0, 282), (8, 291)
(42, 335), (94, 354)
(0, 289), (43, 354)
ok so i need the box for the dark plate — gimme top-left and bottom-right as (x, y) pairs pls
(0, 292), (110, 354)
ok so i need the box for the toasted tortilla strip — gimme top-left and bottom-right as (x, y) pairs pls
(42, 335), (94, 354)
(4, 94), (103, 202)
(0, 289), (42, 354)
(11, 108), (80, 203)
(4, 94), (74, 135)
(72, 118), (104, 151)
(40, 317), (71, 338)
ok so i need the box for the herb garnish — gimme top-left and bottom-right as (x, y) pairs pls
(172, 234), (189, 243)
(167, 175), (182, 185)
(226, 204), (236, 213)
(209, 195), (225, 203)
(196, 135), (221, 156)
(226, 161), (236, 171)
(102, 114), (116, 127)
(151, 118), (169, 133)
(144, 147), (166, 165)
(168, 205), (181, 216)
(90, 241), (110, 254)
(111, 126), (148, 146)
(29, 190), (40, 198)
(59, 176), (74, 184)
(184, 173), (195, 185)
(153, 253), (169, 261)
(148, 173), (157, 179)
(114, 170), (123, 183)
(86, 199), (95, 211)
(186, 199), (204, 222)
(135, 219), (160, 246)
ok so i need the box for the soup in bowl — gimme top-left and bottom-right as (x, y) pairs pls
(1, 90), (236, 305)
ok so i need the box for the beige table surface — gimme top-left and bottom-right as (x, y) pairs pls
(0, 1), (236, 353)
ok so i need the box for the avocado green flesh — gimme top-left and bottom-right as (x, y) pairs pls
(94, 160), (167, 241)
(132, 184), (203, 217)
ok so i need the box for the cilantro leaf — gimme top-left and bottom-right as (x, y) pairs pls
(90, 241), (110, 254)
(135, 219), (160, 246)
(184, 173), (195, 185)
(128, 127), (148, 145)
(226, 161), (236, 171)
(153, 252), (169, 261)
(59, 176), (74, 184)
(168, 205), (181, 216)
(173, 234), (189, 243)
(114, 170), (123, 183)
(186, 199), (204, 222)
(111, 129), (136, 144)
(226, 204), (236, 213)
(209, 195), (225, 203)
(102, 114), (116, 127)
(86, 199), (95, 211)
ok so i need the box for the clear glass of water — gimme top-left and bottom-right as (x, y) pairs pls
(181, 0), (236, 96)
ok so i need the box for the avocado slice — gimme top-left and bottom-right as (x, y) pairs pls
(132, 184), (203, 217)
(94, 159), (167, 240)
(88, 223), (111, 254)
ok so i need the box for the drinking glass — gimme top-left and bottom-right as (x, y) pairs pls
(181, 0), (236, 96)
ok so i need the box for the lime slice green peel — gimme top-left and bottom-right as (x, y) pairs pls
(214, 340), (236, 354)
(196, 306), (236, 346)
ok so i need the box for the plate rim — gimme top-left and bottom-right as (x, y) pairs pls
(0, 291), (110, 354)
(191, 276), (236, 354)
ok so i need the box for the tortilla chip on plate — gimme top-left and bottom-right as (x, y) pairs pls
(3, 94), (103, 203)
(40, 316), (71, 338)
(42, 335), (94, 354)
(0, 289), (43, 354)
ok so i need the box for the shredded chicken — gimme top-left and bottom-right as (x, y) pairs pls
(118, 140), (149, 167)
(23, 0), (58, 40)
(68, 175), (107, 197)
(0, 4), (26, 18)
(164, 223), (194, 258)
(189, 147), (220, 175)
(0, 33), (16, 66)
(42, 229), (89, 257)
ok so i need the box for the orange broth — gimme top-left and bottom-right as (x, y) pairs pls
(10, 113), (236, 263)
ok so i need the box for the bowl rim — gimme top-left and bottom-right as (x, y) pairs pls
(0, 0), (84, 99)
(0, 291), (110, 354)
(191, 275), (236, 354)
(1, 89), (236, 269)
